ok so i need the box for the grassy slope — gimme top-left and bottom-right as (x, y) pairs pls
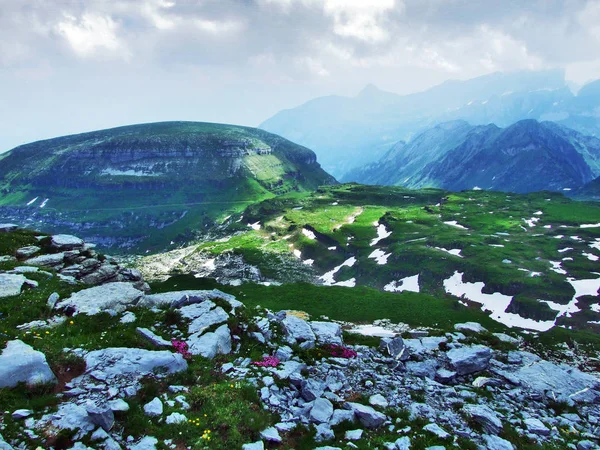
(0, 122), (334, 253)
(168, 184), (600, 340)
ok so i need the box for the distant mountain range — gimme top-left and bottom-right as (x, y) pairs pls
(343, 119), (600, 194)
(0, 121), (335, 250)
(260, 70), (600, 178)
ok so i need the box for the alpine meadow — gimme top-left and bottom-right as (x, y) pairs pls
(1, 2), (600, 450)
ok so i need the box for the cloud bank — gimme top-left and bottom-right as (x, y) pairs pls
(1, 0), (599, 150)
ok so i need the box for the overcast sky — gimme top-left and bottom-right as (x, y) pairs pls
(1, 0), (600, 152)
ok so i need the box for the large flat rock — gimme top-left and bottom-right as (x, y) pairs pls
(140, 289), (243, 311)
(0, 274), (28, 298)
(51, 234), (85, 250)
(82, 347), (188, 379)
(56, 282), (144, 315)
(0, 340), (56, 388)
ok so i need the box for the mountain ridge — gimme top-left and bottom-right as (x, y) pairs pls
(344, 119), (600, 193)
(260, 70), (600, 178)
(0, 121), (336, 251)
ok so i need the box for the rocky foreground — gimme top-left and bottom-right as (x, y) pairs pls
(0, 226), (599, 449)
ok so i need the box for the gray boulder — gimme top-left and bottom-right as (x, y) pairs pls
(314, 423), (334, 442)
(462, 404), (503, 434)
(86, 403), (115, 431)
(16, 246), (41, 259)
(187, 307), (229, 334)
(0, 340), (56, 388)
(280, 314), (316, 345)
(369, 394), (389, 408)
(492, 352), (600, 403)
(330, 409), (355, 426)
(447, 345), (492, 375)
(25, 253), (65, 268)
(394, 436), (411, 450)
(524, 418), (550, 436)
(188, 324), (231, 358)
(454, 322), (487, 333)
(310, 398), (334, 424)
(47, 292), (60, 309)
(0, 433), (14, 450)
(129, 437), (158, 450)
(80, 264), (119, 285)
(345, 402), (387, 428)
(140, 289), (242, 311)
(83, 347), (187, 380)
(260, 427), (282, 443)
(242, 442), (264, 450)
(310, 321), (343, 344)
(0, 274), (29, 298)
(143, 398), (163, 417)
(56, 282), (144, 315)
(51, 234), (84, 250)
(380, 336), (409, 360)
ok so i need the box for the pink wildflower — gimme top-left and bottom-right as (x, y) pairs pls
(252, 356), (281, 367)
(326, 344), (357, 358)
(171, 339), (192, 360)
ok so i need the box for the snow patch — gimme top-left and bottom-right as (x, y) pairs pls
(384, 275), (420, 293)
(443, 271), (555, 331)
(26, 197), (39, 206)
(370, 223), (392, 246)
(549, 261), (566, 275)
(247, 222), (261, 230)
(580, 223), (600, 229)
(302, 228), (316, 240)
(368, 249), (391, 265)
(435, 247), (463, 257)
(443, 221), (468, 230)
(320, 257), (357, 286)
(39, 198), (49, 208)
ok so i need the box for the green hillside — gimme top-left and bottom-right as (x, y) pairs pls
(142, 183), (600, 337)
(0, 121), (335, 252)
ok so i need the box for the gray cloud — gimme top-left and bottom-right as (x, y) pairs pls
(0, 0), (599, 151)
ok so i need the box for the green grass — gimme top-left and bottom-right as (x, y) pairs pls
(151, 275), (505, 333)
(153, 183), (600, 342)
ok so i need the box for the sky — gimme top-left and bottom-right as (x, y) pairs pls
(1, 0), (600, 152)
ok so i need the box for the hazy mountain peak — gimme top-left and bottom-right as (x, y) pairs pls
(356, 83), (384, 97)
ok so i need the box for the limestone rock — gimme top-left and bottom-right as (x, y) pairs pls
(281, 314), (316, 345)
(310, 398), (334, 424)
(0, 340), (56, 388)
(25, 253), (65, 268)
(136, 328), (171, 348)
(310, 321), (343, 344)
(462, 404), (503, 434)
(345, 402), (387, 428)
(143, 398), (163, 417)
(188, 324), (231, 358)
(0, 224), (18, 233)
(51, 234), (85, 250)
(56, 282), (144, 315)
(83, 347), (187, 380)
(0, 274), (29, 298)
(447, 345), (492, 375)
(16, 246), (41, 259)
